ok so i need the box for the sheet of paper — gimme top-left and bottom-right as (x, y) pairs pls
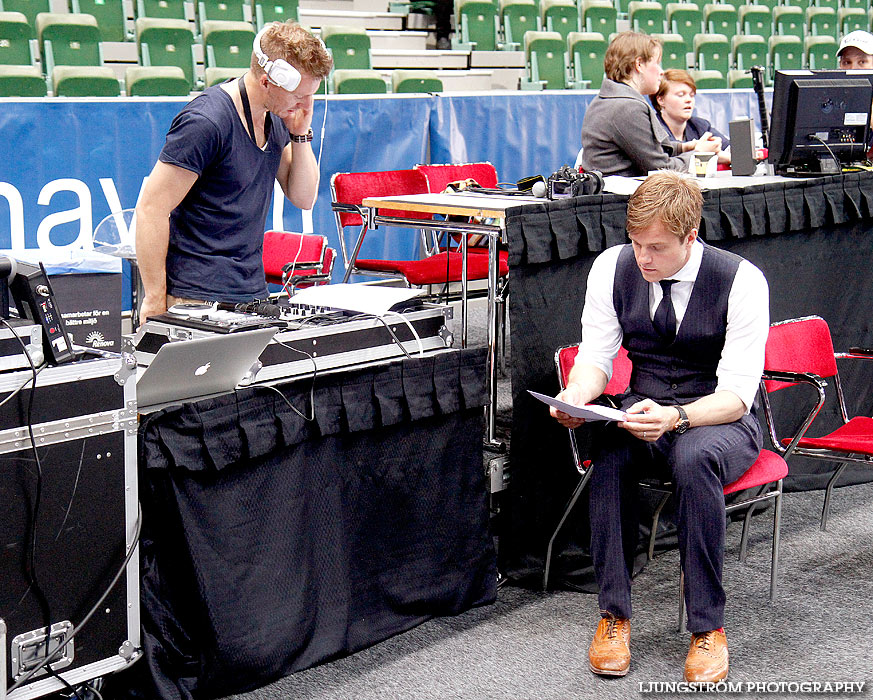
(527, 390), (627, 422)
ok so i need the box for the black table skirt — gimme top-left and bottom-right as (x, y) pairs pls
(117, 348), (496, 700)
(502, 173), (873, 588)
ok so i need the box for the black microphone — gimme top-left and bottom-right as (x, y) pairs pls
(1, 255), (19, 280)
(216, 301), (282, 317)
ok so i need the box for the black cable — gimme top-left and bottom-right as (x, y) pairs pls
(7, 503), (143, 693)
(46, 665), (84, 700)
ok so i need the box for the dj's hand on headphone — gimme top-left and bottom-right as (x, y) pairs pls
(281, 94), (314, 140)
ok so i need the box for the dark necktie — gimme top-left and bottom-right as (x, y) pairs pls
(653, 279), (678, 343)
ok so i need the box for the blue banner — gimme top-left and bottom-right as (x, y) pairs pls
(0, 90), (758, 307)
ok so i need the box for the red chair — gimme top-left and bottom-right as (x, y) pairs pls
(545, 343), (787, 619)
(761, 315), (873, 530)
(329, 168), (509, 286)
(262, 230), (335, 295)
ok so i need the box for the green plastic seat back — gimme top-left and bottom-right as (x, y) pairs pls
(203, 21), (255, 68)
(0, 12), (34, 65)
(581, 2), (615, 37)
(502, 1), (538, 46)
(694, 33), (729, 76)
(126, 65), (189, 95)
(628, 1), (665, 34)
(198, 0), (246, 24)
(53, 65), (120, 95)
(704, 3), (737, 38)
(525, 31), (565, 89)
(773, 7), (804, 40)
(769, 35), (803, 73)
(333, 69), (386, 94)
(322, 25), (371, 70)
(839, 8), (868, 35)
(732, 34), (766, 72)
(253, 0), (298, 28)
(689, 68), (725, 89)
(542, 1), (578, 43)
(1, 0), (49, 31)
(458, 1), (498, 51)
(805, 36), (838, 69)
(72, 0), (127, 41)
(807, 7), (837, 38)
(568, 30), (605, 88)
(739, 6), (771, 41)
(38, 14), (102, 67)
(136, 0), (186, 21)
(137, 18), (196, 87)
(667, 3), (701, 52)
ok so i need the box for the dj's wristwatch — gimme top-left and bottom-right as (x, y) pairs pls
(672, 405), (690, 434)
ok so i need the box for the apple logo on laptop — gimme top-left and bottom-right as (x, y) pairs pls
(195, 362), (211, 376)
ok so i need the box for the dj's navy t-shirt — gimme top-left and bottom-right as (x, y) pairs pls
(159, 83), (290, 302)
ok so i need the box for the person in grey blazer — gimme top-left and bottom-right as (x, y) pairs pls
(580, 32), (721, 177)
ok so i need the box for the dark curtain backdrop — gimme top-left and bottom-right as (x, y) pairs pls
(116, 348), (496, 700)
(502, 173), (873, 588)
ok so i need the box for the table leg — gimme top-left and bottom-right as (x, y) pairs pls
(485, 231), (504, 452)
(460, 231), (468, 348)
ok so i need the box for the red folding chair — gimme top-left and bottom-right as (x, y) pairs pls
(262, 230), (335, 296)
(761, 315), (873, 530)
(546, 343), (787, 625)
(329, 168), (509, 286)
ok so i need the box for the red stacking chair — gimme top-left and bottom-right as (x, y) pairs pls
(262, 230), (335, 296)
(330, 168), (509, 286)
(761, 315), (873, 530)
(546, 343), (788, 625)
(414, 161), (509, 262)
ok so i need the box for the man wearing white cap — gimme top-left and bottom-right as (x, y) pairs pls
(838, 30), (873, 69)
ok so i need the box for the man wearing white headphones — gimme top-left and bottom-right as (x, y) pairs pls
(135, 21), (332, 322)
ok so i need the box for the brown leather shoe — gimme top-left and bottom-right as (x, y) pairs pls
(684, 629), (729, 683)
(588, 615), (631, 676)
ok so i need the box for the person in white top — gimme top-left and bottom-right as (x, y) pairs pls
(550, 171), (769, 683)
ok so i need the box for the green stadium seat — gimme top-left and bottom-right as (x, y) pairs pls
(805, 35), (838, 69)
(541, 0), (578, 43)
(0, 11), (35, 65)
(253, 0), (298, 29)
(732, 34), (766, 72)
(454, 0), (499, 51)
(769, 35), (803, 75)
(520, 30), (567, 89)
(773, 6), (804, 41)
(321, 25), (371, 70)
(567, 29), (605, 88)
(739, 5), (770, 41)
(694, 32), (729, 76)
(125, 64), (189, 94)
(500, 0), (538, 50)
(666, 2), (701, 52)
(703, 3), (737, 38)
(36, 12), (102, 72)
(202, 19), (254, 69)
(71, 0), (128, 42)
(197, 0), (246, 25)
(392, 68), (442, 92)
(136, 0), (186, 21)
(839, 8), (868, 35)
(717, 0), (744, 10)
(842, 0), (867, 10)
(806, 6), (838, 38)
(136, 17), (197, 88)
(52, 64), (120, 95)
(689, 68), (725, 89)
(728, 68), (752, 88)
(628, 1), (665, 34)
(332, 68), (386, 94)
(203, 64), (243, 85)
(654, 32), (686, 70)
(752, 0), (778, 10)
(0, 63), (44, 93)
(580, 0), (615, 37)
(0, 0), (49, 31)
(814, 0), (839, 11)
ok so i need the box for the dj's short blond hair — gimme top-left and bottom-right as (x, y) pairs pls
(251, 21), (333, 80)
(626, 171), (702, 240)
(604, 31), (662, 84)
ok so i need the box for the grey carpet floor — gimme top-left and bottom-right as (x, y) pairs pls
(228, 469), (873, 698)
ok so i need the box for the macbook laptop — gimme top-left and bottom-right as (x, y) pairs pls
(135, 327), (277, 409)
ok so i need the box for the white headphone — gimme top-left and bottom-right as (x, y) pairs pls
(253, 25), (301, 92)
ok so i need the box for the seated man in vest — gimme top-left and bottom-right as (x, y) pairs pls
(550, 170), (768, 682)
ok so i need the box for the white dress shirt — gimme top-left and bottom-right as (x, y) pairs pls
(578, 239), (769, 412)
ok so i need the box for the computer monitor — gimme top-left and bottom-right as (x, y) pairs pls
(768, 69), (872, 176)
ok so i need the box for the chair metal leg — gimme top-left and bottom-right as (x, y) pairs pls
(821, 461), (849, 531)
(543, 469), (593, 591)
(678, 568), (687, 633)
(770, 483), (783, 601)
(738, 503), (756, 563)
(648, 491), (672, 560)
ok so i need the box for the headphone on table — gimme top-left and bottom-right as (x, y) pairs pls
(253, 25), (302, 92)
